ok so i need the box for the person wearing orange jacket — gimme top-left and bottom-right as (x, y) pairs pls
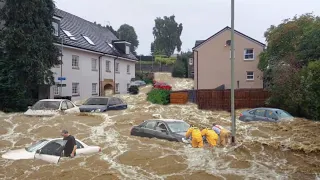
(201, 127), (219, 147)
(212, 123), (230, 146)
(185, 124), (203, 148)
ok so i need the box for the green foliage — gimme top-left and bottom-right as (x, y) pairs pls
(152, 15), (183, 57)
(300, 61), (320, 120)
(155, 55), (176, 65)
(143, 79), (153, 84)
(117, 24), (139, 56)
(0, 0), (59, 112)
(172, 60), (186, 78)
(147, 89), (170, 105)
(128, 85), (139, 95)
(261, 13), (320, 120)
(135, 72), (153, 84)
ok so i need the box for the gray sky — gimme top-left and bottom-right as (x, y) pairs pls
(54, 0), (320, 55)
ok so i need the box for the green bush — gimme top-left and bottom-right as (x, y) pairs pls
(147, 89), (171, 105)
(143, 78), (153, 84)
(172, 60), (186, 78)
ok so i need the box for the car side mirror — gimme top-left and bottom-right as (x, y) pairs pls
(36, 149), (42, 154)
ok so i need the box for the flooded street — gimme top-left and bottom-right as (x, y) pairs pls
(1, 73), (320, 180)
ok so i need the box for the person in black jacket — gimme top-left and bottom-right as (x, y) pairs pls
(61, 130), (77, 157)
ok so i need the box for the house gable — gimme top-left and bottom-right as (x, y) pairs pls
(193, 26), (265, 50)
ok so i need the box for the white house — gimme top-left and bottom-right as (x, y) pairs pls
(48, 8), (137, 101)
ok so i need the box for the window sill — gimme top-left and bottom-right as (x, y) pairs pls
(72, 67), (80, 70)
(92, 93), (98, 95)
(92, 69), (98, 71)
(127, 73), (131, 75)
(246, 79), (254, 81)
(244, 59), (254, 61)
(115, 92), (120, 94)
(72, 94), (80, 97)
(115, 71), (120, 74)
(106, 70), (111, 72)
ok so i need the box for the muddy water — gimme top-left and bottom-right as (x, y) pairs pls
(1, 73), (320, 180)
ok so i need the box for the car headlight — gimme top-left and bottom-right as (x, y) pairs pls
(95, 109), (101, 112)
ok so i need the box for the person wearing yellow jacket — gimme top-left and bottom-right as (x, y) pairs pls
(201, 127), (219, 147)
(185, 125), (203, 148)
(212, 123), (230, 146)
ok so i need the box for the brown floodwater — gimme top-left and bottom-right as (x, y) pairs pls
(1, 73), (320, 180)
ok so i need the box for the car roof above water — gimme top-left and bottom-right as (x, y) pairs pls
(146, 119), (185, 123)
(39, 99), (65, 102)
(252, 107), (283, 111)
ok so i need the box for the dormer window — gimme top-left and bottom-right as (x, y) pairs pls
(62, 30), (76, 40)
(125, 45), (130, 55)
(82, 35), (95, 45)
(112, 40), (131, 55)
(52, 22), (59, 36)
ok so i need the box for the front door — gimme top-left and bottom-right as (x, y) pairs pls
(34, 139), (66, 164)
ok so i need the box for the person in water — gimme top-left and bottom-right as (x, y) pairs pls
(61, 130), (77, 157)
(185, 124), (203, 148)
(212, 123), (230, 146)
(201, 127), (219, 147)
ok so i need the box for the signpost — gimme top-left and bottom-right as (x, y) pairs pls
(58, 77), (66, 81)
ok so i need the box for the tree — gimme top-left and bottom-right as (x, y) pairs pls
(0, 0), (60, 112)
(152, 15), (183, 57)
(117, 24), (139, 56)
(259, 13), (320, 120)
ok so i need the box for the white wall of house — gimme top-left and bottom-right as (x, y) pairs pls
(51, 47), (136, 101)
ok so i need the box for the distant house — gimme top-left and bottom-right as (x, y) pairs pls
(48, 8), (137, 101)
(192, 26), (265, 90)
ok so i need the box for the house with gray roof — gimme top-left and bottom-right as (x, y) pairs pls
(50, 8), (137, 101)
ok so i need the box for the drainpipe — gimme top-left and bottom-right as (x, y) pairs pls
(113, 56), (119, 94)
(194, 50), (199, 89)
(98, 54), (106, 96)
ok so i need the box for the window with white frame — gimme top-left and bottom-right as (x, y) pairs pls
(106, 60), (110, 72)
(53, 83), (59, 95)
(52, 22), (59, 36)
(115, 63), (119, 72)
(91, 59), (97, 71)
(72, 83), (80, 95)
(115, 83), (119, 92)
(246, 71), (254, 80)
(127, 64), (130, 73)
(244, 48), (254, 60)
(72, 55), (79, 69)
(92, 83), (97, 94)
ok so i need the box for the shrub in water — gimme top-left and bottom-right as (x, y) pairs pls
(147, 89), (171, 105)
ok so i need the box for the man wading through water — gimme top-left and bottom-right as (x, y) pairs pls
(61, 130), (77, 157)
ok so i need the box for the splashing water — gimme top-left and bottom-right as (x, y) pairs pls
(0, 72), (320, 180)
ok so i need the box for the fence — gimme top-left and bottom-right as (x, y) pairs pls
(197, 89), (270, 111)
(170, 91), (188, 104)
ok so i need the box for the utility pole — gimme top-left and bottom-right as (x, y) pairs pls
(60, 37), (64, 96)
(152, 35), (155, 72)
(139, 55), (142, 72)
(230, 0), (236, 144)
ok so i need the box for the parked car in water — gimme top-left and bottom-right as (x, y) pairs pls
(239, 107), (294, 122)
(1, 138), (101, 164)
(130, 80), (146, 87)
(79, 96), (127, 112)
(24, 99), (80, 116)
(130, 119), (190, 143)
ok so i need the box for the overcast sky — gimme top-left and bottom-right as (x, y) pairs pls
(54, 0), (320, 55)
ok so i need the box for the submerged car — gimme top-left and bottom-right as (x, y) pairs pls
(1, 138), (101, 164)
(239, 107), (294, 122)
(130, 80), (146, 87)
(130, 119), (190, 142)
(79, 96), (127, 112)
(24, 99), (80, 116)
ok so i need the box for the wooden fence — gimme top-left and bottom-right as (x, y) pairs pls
(170, 91), (188, 104)
(197, 89), (270, 111)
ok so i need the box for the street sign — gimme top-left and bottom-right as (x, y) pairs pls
(58, 77), (66, 81)
(56, 84), (66, 87)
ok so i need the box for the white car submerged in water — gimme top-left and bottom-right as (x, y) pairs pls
(24, 99), (80, 116)
(1, 138), (101, 163)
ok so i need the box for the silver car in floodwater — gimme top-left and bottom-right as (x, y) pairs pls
(239, 108), (294, 122)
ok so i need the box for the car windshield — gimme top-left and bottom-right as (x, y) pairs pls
(25, 139), (49, 152)
(31, 101), (60, 110)
(275, 110), (293, 118)
(83, 98), (108, 105)
(167, 121), (190, 133)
